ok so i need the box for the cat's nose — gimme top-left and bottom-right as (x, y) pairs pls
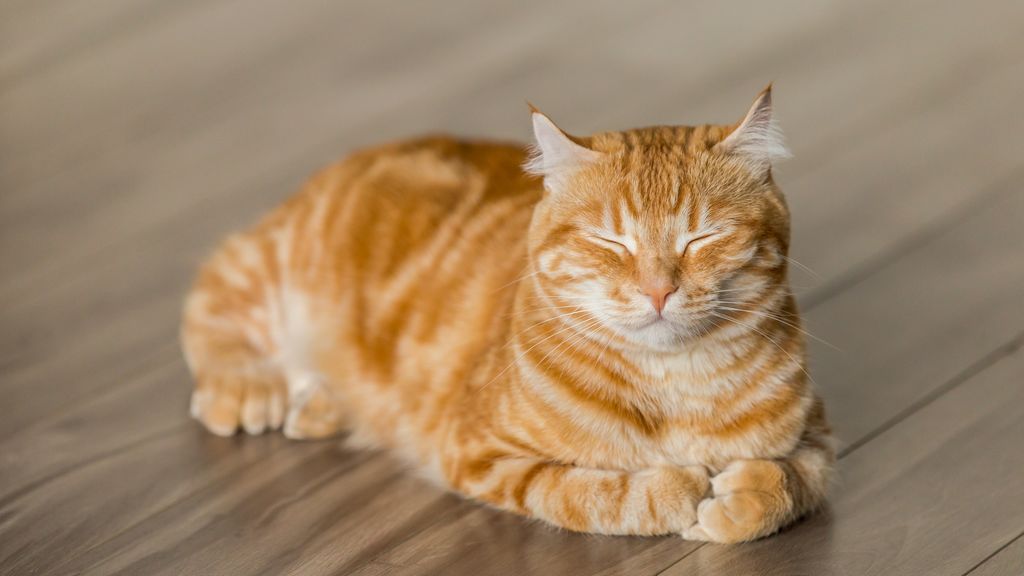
(641, 284), (677, 315)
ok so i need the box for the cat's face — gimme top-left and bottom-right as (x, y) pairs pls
(526, 88), (791, 350)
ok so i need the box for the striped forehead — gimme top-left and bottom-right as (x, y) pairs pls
(601, 164), (709, 237)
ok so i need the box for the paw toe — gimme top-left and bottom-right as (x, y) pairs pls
(267, 385), (287, 430)
(241, 385), (269, 435)
(712, 459), (784, 495)
(192, 385), (242, 436)
(283, 385), (344, 440)
(681, 521), (712, 542)
(191, 373), (288, 437)
(691, 490), (783, 543)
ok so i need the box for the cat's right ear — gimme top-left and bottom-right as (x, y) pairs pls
(524, 107), (601, 193)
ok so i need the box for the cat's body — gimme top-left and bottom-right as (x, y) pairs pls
(182, 87), (835, 542)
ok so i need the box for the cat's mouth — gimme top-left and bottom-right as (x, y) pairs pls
(591, 300), (721, 345)
(615, 310), (711, 342)
(635, 315), (669, 329)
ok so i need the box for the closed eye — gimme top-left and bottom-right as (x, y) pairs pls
(681, 232), (720, 255)
(589, 235), (634, 254)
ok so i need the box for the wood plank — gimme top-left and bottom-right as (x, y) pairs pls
(660, 337), (1024, 576)
(803, 183), (1024, 450)
(786, 45), (1024, 299)
(0, 351), (468, 576)
(0, 0), (659, 278)
(967, 532), (1024, 576)
(0, 0), (183, 84)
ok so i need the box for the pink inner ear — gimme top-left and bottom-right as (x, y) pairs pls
(716, 88), (790, 169)
(526, 113), (601, 183)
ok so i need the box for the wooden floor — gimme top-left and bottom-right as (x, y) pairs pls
(2, 1), (1023, 574)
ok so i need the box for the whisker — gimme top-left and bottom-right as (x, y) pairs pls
(709, 311), (817, 385)
(533, 317), (607, 372)
(714, 305), (841, 351)
(785, 256), (822, 280)
(512, 308), (589, 336)
(491, 268), (543, 294)
(714, 299), (799, 317)
(713, 283), (814, 296)
(713, 287), (773, 295)
(517, 293), (591, 306)
(505, 303), (586, 319)
(479, 310), (597, 390)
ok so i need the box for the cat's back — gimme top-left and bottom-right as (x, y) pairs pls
(274, 135), (542, 284)
(299, 136), (536, 254)
(308, 135), (542, 279)
(322, 135), (539, 211)
(273, 136), (543, 406)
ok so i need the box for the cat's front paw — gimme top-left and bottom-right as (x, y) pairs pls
(681, 459), (792, 543)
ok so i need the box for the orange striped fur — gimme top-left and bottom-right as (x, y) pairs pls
(182, 86), (835, 542)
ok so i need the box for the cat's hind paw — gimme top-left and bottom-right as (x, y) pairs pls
(282, 378), (346, 440)
(190, 372), (287, 436)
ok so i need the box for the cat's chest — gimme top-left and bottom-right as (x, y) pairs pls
(516, 342), (804, 468)
(569, 414), (799, 472)
(570, 379), (802, 470)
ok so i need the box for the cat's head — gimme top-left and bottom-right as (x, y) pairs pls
(524, 86), (793, 351)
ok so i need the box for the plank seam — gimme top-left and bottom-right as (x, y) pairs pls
(961, 529), (1024, 576)
(838, 329), (1024, 459)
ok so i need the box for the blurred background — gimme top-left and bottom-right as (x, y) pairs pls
(2, 1), (1023, 575)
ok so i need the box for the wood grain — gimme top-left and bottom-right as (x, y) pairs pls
(2, 1), (1023, 575)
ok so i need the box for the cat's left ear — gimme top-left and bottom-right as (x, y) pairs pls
(525, 106), (602, 193)
(714, 84), (790, 178)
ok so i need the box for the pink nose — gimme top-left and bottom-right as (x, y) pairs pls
(642, 284), (677, 314)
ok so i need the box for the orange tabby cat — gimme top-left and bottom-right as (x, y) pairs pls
(182, 86), (835, 542)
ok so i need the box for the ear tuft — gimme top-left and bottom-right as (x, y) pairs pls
(525, 110), (601, 192)
(715, 85), (790, 175)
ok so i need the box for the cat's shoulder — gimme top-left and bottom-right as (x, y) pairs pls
(349, 135), (528, 170)
(318, 135), (539, 197)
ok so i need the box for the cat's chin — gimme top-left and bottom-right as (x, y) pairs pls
(615, 316), (705, 352)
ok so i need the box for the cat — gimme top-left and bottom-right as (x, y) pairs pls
(181, 85), (835, 543)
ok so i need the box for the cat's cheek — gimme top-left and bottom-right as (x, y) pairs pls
(694, 253), (755, 292)
(608, 284), (629, 303)
(535, 250), (562, 276)
(679, 266), (722, 299)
